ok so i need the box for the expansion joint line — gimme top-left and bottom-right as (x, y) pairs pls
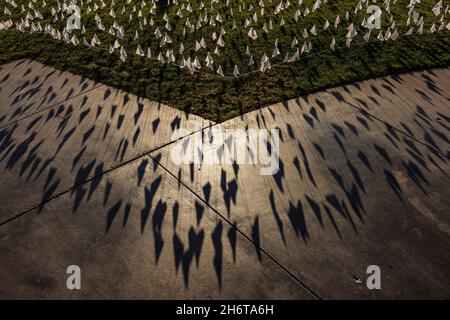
(149, 153), (322, 300)
(0, 124), (212, 227)
(0, 84), (103, 130)
(340, 98), (450, 161)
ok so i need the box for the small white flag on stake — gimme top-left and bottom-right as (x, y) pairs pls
(249, 55), (255, 66)
(330, 37), (336, 51)
(216, 65), (224, 77)
(233, 65), (240, 77)
(120, 46), (127, 62)
(157, 52), (165, 64)
(136, 44), (144, 56)
(248, 27), (258, 40)
(205, 52), (214, 69)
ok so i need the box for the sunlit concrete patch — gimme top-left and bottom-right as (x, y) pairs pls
(0, 59), (98, 126)
(0, 61), (212, 222)
(326, 67), (450, 156)
(0, 157), (312, 299)
(151, 68), (450, 299)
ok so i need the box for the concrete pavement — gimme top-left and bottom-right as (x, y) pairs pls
(0, 59), (449, 299)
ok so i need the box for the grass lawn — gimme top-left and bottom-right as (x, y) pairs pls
(1, 0), (450, 122)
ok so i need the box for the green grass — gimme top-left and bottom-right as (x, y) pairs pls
(1, 0), (450, 121)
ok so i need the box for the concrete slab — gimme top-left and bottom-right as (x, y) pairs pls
(0, 59), (98, 127)
(150, 69), (450, 299)
(0, 61), (211, 222)
(0, 156), (312, 299)
(326, 67), (450, 156)
(0, 60), (449, 299)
